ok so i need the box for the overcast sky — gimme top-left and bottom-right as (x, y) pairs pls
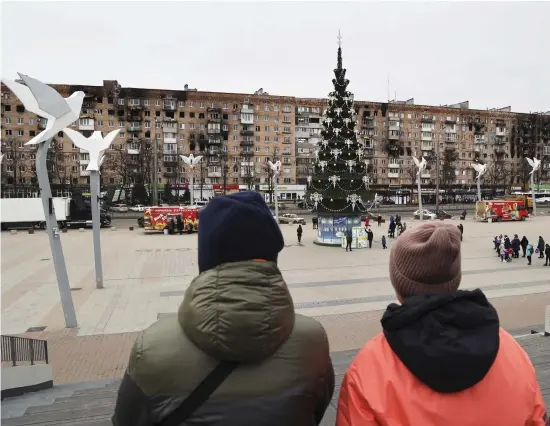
(2, 1), (549, 113)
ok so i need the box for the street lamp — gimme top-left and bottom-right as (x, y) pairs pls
(413, 156), (427, 220)
(181, 154), (203, 206)
(526, 157), (541, 216)
(268, 160), (281, 222)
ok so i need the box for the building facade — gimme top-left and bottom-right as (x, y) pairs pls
(1, 79), (549, 199)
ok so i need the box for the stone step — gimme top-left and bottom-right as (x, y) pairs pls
(70, 387), (116, 397)
(52, 390), (118, 405)
(24, 397), (115, 415)
(1, 405), (114, 426)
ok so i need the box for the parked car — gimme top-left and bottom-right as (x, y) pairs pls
(434, 209), (453, 219)
(130, 204), (145, 212)
(413, 209), (437, 220)
(360, 211), (386, 223)
(279, 213), (306, 225)
(110, 203), (129, 212)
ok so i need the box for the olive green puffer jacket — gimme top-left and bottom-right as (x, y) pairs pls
(112, 260), (334, 426)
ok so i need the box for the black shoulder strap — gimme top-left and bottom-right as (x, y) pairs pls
(159, 361), (238, 426)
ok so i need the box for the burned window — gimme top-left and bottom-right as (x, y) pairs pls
(179, 111), (185, 118)
(107, 97), (113, 104)
(108, 109), (115, 116)
(190, 112), (195, 118)
(155, 111), (160, 117)
(199, 113), (205, 119)
(4, 105), (11, 112)
(16, 105), (25, 113)
(117, 110), (124, 116)
(166, 111), (175, 119)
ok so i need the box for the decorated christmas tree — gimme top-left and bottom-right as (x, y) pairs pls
(307, 36), (372, 245)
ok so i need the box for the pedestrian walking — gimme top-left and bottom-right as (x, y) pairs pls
(381, 235), (387, 249)
(365, 215), (370, 228)
(377, 215), (382, 227)
(312, 216), (318, 230)
(526, 242), (534, 266)
(457, 224), (463, 241)
(537, 236), (545, 259)
(366, 227), (374, 248)
(520, 236), (529, 258)
(545, 244), (550, 266)
(297, 224), (303, 244)
(345, 229), (353, 252)
(176, 215), (183, 235)
(512, 235), (520, 258)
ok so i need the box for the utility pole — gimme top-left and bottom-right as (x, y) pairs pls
(152, 117), (159, 205)
(435, 123), (445, 212)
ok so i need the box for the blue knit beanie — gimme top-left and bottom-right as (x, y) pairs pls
(198, 191), (284, 273)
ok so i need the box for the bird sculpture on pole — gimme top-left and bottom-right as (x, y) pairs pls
(526, 157), (541, 216)
(413, 156), (427, 220)
(1, 73), (84, 328)
(268, 160), (282, 222)
(181, 154), (203, 206)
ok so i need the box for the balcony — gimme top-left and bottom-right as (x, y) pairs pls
(388, 172), (400, 179)
(207, 127), (221, 135)
(78, 119), (94, 131)
(163, 146), (178, 154)
(208, 138), (222, 145)
(208, 171), (222, 178)
(362, 117), (375, 128)
(388, 131), (400, 140)
(543, 146), (550, 156)
(162, 125), (178, 133)
(240, 105), (254, 124)
(164, 158), (178, 166)
(164, 135), (177, 144)
(421, 116), (434, 123)
(207, 107), (221, 113)
(240, 150), (254, 157)
(445, 118), (457, 124)
(388, 163), (400, 169)
(421, 143), (433, 151)
(496, 127), (506, 136)
(474, 135), (485, 144)
(364, 147), (374, 157)
(494, 146), (506, 154)
(282, 139), (292, 144)
(421, 133), (432, 141)
(38, 120), (47, 130)
(128, 126), (141, 133)
(127, 115), (142, 122)
(240, 130), (254, 136)
(445, 125), (457, 133)
(128, 99), (143, 110)
(421, 171), (431, 178)
(240, 140), (254, 147)
(163, 100), (176, 111)
(494, 135), (505, 144)
(163, 171), (177, 178)
(388, 121), (400, 131)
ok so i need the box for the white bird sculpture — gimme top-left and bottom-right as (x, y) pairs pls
(268, 160), (282, 173)
(471, 162), (487, 179)
(0, 154), (3, 165)
(181, 154), (203, 168)
(526, 157), (541, 175)
(2, 73), (85, 145)
(413, 156), (427, 175)
(63, 129), (120, 171)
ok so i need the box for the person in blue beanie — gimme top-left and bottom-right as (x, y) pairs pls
(113, 191), (334, 426)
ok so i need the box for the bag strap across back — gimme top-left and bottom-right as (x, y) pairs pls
(159, 361), (238, 426)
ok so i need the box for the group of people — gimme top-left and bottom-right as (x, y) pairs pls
(112, 192), (548, 426)
(166, 215), (194, 235)
(387, 215), (406, 238)
(494, 234), (549, 265)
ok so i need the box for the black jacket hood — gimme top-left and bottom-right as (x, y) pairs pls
(381, 289), (500, 393)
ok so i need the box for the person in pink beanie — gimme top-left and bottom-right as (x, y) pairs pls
(337, 222), (547, 426)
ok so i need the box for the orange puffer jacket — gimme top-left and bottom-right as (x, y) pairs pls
(337, 290), (547, 426)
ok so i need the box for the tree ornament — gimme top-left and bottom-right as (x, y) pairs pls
(330, 148), (342, 160)
(310, 192), (322, 209)
(334, 128), (341, 136)
(347, 194), (362, 211)
(335, 108), (343, 116)
(318, 161), (328, 172)
(321, 140), (329, 148)
(362, 175), (371, 190)
(344, 139), (353, 148)
(307, 175), (312, 187)
(356, 148), (364, 159)
(346, 160), (356, 173)
(343, 118), (351, 126)
(329, 175), (340, 188)
(324, 117), (332, 125)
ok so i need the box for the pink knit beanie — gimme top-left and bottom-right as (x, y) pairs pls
(389, 222), (462, 298)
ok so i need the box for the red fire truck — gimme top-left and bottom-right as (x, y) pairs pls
(142, 206), (199, 232)
(475, 200), (529, 222)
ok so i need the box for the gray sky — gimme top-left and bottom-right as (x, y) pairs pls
(2, 1), (549, 113)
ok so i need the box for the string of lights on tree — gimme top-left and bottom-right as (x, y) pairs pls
(305, 39), (372, 213)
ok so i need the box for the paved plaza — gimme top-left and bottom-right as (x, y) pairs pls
(1, 216), (550, 384)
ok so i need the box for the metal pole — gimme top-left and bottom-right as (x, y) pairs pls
(417, 175), (423, 220)
(36, 139), (77, 328)
(152, 121), (159, 206)
(189, 167), (194, 206)
(274, 172), (279, 222)
(435, 125), (443, 212)
(477, 176), (482, 204)
(531, 173), (537, 216)
(90, 170), (104, 289)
